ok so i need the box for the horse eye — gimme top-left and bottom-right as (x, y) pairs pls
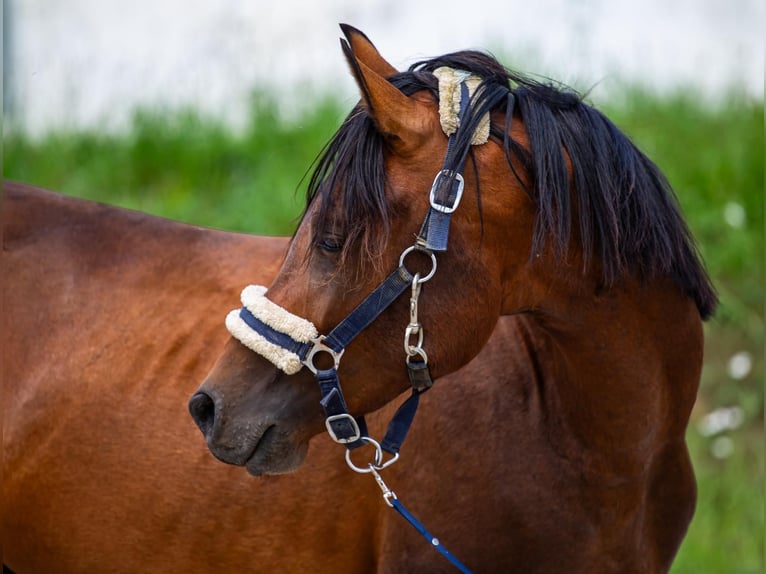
(316, 236), (344, 253)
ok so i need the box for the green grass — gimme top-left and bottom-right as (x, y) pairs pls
(674, 428), (764, 574)
(4, 94), (346, 235)
(4, 88), (764, 572)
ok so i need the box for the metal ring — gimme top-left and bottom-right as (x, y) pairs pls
(303, 336), (344, 374)
(344, 437), (384, 474)
(399, 245), (437, 283)
(406, 346), (428, 363)
(374, 451), (400, 471)
(404, 325), (425, 356)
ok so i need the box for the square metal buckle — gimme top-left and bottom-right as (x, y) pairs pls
(325, 413), (361, 444)
(429, 170), (464, 214)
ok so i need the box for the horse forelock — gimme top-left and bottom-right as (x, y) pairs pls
(303, 50), (718, 318)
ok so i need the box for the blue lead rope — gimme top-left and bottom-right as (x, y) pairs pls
(368, 465), (473, 573)
(391, 500), (473, 573)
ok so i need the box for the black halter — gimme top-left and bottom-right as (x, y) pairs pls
(235, 82), (472, 466)
(238, 160), (464, 455)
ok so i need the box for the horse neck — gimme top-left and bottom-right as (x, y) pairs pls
(522, 269), (704, 475)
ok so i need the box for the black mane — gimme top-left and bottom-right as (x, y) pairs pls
(306, 51), (718, 319)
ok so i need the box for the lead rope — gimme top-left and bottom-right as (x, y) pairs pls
(369, 465), (473, 574)
(341, 244), (472, 573)
(345, 264), (473, 573)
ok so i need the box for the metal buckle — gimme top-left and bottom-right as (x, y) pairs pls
(429, 170), (464, 214)
(325, 413), (361, 444)
(303, 335), (345, 374)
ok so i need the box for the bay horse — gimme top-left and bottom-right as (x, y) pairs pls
(189, 25), (717, 573)
(3, 183), (608, 572)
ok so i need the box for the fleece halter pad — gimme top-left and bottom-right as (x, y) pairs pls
(225, 285), (318, 375)
(433, 66), (489, 145)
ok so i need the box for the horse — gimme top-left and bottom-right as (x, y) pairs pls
(189, 24), (717, 574)
(3, 182), (578, 573)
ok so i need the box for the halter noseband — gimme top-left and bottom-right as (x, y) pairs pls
(226, 68), (485, 469)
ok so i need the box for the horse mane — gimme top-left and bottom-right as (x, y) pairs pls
(305, 51), (718, 320)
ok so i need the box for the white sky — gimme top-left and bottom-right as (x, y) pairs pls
(6, 0), (764, 134)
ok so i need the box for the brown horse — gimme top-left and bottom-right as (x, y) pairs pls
(190, 25), (717, 573)
(4, 182), (597, 572)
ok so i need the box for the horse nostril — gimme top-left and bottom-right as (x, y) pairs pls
(188, 391), (216, 438)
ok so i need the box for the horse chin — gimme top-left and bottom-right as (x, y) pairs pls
(243, 426), (310, 476)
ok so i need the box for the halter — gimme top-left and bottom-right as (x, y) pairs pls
(227, 69), (484, 573)
(228, 163), (464, 461)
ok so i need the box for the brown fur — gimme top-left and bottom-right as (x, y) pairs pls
(5, 168), (702, 572)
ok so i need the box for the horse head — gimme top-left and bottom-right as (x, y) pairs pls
(189, 25), (716, 477)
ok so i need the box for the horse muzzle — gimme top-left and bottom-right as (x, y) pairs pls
(188, 353), (322, 475)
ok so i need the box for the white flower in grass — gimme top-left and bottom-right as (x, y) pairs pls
(727, 351), (752, 380)
(723, 201), (746, 228)
(697, 406), (744, 437)
(710, 436), (734, 459)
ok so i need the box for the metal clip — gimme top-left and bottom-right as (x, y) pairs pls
(409, 274), (421, 324)
(368, 464), (398, 507)
(404, 273), (427, 358)
(405, 325), (425, 356)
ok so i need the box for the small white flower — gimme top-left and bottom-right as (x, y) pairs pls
(697, 406), (744, 436)
(710, 436), (734, 459)
(723, 201), (746, 228)
(727, 351), (753, 380)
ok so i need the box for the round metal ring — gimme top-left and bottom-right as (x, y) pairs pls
(344, 436), (384, 473)
(404, 326), (425, 356)
(406, 346), (428, 364)
(303, 336), (344, 374)
(399, 245), (437, 283)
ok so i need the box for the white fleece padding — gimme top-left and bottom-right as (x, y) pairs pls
(225, 310), (304, 374)
(433, 66), (490, 145)
(239, 285), (318, 343)
(225, 285), (319, 375)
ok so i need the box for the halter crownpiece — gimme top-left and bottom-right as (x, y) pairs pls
(433, 67), (490, 145)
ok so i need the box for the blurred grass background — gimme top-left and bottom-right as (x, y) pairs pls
(4, 88), (763, 572)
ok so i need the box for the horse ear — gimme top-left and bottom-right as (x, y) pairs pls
(340, 24), (398, 78)
(340, 27), (429, 152)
